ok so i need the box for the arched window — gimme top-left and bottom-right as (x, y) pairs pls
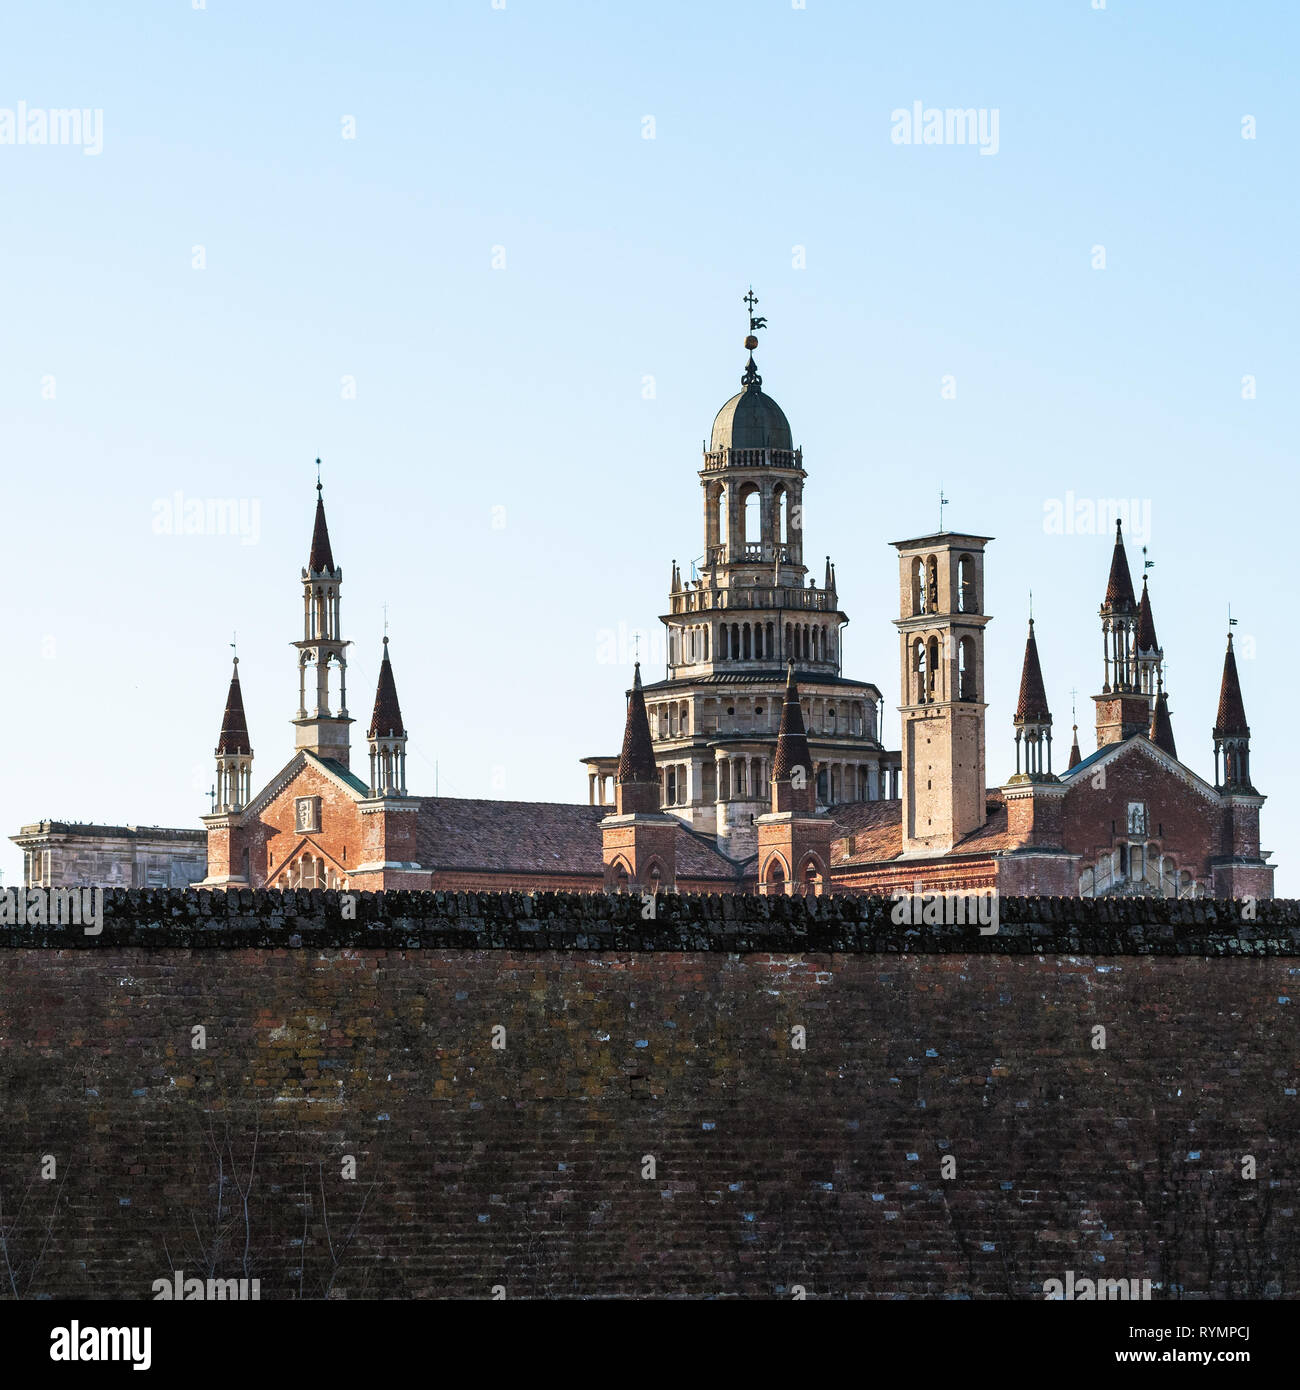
(706, 481), (723, 555)
(913, 639), (927, 704)
(801, 857), (823, 896)
(765, 856), (787, 892)
(742, 486), (761, 546)
(773, 486), (789, 547)
(913, 558), (926, 615)
(926, 556), (939, 612)
(959, 636), (977, 701)
(926, 636), (940, 701)
(958, 554), (978, 613)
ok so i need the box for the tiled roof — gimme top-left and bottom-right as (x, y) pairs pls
(617, 664), (657, 784)
(1103, 520), (1136, 612)
(216, 660), (252, 755)
(1014, 620), (1050, 723)
(641, 670), (877, 693)
(414, 799), (743, 880)
(830, 792), (1016, 866)
(1150, 689), (1177, 758)
(772, 664), (813, 782)
(1136, 578), (1159, 651)
(1214, 634), (1249, 737)
(308, 485), (335, 573)
(367, 639), (405, 740)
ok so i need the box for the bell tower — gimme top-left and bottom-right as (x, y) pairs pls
(893, 529), (992, 854)
(1093, 520), (1151, 747)
(292, 468), (353, 768)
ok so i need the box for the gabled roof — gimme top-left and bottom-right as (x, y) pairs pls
(1060, 733), (1221, 806)
(829, 794), (1018, 867)
(415, 798), (745, 881)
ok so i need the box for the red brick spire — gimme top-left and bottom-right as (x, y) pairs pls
(1103, 519), (1136, 612)
(772, 661), (813, 783)
(1014, 619), (1051, 723)
(617, 663), (657, 785)
(1067, 724), (1082, 769)
(367, 637), (405, 739)
(216, 658), (252, 755)
(1136, 575), (1159, 651)
(1150, 683), (1177, 758)
(308, 480), (335, 574)
(1214, 633), (1250, 738)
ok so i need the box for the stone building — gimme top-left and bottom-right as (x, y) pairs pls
(829, 521), (1275, 899)
(176, 301), (1274, 901)
(11, 822), (207, 890)
(583, 314), (899, 861)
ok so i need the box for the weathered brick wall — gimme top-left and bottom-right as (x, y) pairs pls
(1, 889), (1298, 1300)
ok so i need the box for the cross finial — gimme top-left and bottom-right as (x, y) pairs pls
(382, 601), (389, 638)
(315, 456), (322, 492)
(743, 286), (758, 315)
(938, 490), (948, 533)
(634, 632), (641, 663)
(1070, 686), (1078, 723)
(230, 630), (237, 662)
(1028, 587), (1033, 620)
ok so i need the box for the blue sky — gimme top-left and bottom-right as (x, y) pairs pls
(1, 1), (1295, 890)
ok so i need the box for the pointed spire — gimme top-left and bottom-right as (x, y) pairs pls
(1150, 682), (1177, 758)
(1214, 633), (1250, 738)
(772, 661), (813, 784)
(1014, 619), (1051, 724)
(1067, 724), (1082, 769)
(1136, 575), (1159, 651)
(617, 663), (658, 785)
(824, 555), (833, 591)
(1103, 519), (1136, 612)
(308, 474), (335, 574)
(216, 657), (252, 755)
(367, 637), (405, 740)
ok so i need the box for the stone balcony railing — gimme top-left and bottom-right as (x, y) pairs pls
(669, 584), (838, 615)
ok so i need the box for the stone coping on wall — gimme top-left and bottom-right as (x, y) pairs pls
(0, 887), (1295, 953)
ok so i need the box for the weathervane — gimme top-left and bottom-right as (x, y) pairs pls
(741, 287), (766, 387)
(938, 490), (949, 533)
(1142, 545), (1153, 571)
(315, 456), (322, 492)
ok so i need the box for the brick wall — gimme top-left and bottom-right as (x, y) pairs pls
(1, 888), (1298, 1300)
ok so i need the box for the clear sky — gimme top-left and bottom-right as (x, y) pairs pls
(1, 1), (1295, 891)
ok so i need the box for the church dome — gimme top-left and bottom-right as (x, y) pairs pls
(710, 382), (793, 452)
